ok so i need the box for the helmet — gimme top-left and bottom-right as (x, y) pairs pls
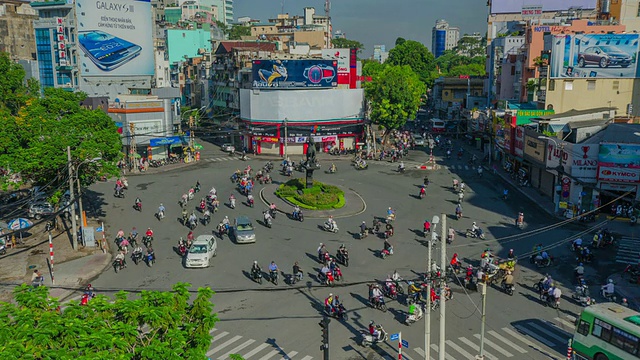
(329, 293), (333, 297)
(253, 260), (257, 264)
(159, 203), (162, 206)
(335, 295), (339, 299)
(509, 249), (513, 252)
(320, 242), (324, 246)
(579, 263), (583, 267)
(507, 271), (512, 275)
(473, 222), (477, 225)
(609, 279), (614, 283)
(453, 253), (458, 257)
(225, 216), (229, 219)
(362, 221), (366, 224)
(408, 281), (414, 285)
(370, 320), (374, 325)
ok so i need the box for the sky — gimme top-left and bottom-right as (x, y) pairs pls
(232, 0), (489, 57)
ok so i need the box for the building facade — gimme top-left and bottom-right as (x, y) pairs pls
(0, 1), (37, 61)
(373, 45), (388, 63)
(251, 7), (331, 52)
(431, 19), (459, 58)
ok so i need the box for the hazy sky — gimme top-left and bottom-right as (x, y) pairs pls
(233, 0), (489, 56)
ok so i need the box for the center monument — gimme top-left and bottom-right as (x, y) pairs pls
(303, 137), (321, 188)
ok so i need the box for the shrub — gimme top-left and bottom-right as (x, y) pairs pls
(275, 178), (345, 210)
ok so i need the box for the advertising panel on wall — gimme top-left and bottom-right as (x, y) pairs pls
(75, 0), (154, 76)
(514, 126), (525, 158)
(597, 165), (640, 183)
(321, 48), (350, 85)
(524, 135), (546, 164)
(252, 59), (338, 89)
(598, 143), (640, 168)
(549, 34), (640, 79)
(516, 109), (554, 125)
(490, 0), (596, 14)
(545, 142), (600, 182)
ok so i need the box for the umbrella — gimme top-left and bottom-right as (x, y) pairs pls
(193, 142), (203, 150)
(8, 218), (33, 231)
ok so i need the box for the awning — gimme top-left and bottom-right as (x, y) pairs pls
(548, 123), (568, 133)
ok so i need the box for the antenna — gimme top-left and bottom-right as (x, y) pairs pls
(325, 0), (330, 18)
(281, 0), (285, 15)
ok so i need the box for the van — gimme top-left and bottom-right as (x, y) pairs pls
(429, 119), (446, 133)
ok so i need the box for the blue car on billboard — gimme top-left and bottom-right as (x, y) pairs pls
(578, 46), (633, 68)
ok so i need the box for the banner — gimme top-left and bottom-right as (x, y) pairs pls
(597, 165), (640, 183)
(321, 48), (350, 85)
(599, 143), (640, 168)
(75, 0), (154, 76)
(252, 59), (338, 89)
(514, 126), (525, 158)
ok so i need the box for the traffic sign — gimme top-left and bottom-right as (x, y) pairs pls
(402, 339), (409, 348)
(389, 333), (399, 341)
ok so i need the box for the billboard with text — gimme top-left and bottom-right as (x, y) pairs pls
(322, 48), (350, 85)
(252, 59), (338, 89)
(75, 0), (154, 76)
(550, 34), (640, 79)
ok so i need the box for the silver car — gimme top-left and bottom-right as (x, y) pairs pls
(233, 216), (256, 244)
(184, 235), (217, 268)
(221, 143), (235, 153)
(413, 135), (425, 146)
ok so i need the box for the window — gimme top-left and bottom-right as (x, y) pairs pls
(549, 79), (555, 91)
(637, 2), (640, 17)
(613, 80), (620, 90)
(611, 327), (639, 354)
(593, 318), (613, 342)
(587, 80), (596, 91)
(565, 81), (573, 91)
(511, 66), (515, 75)
(577, 320), (590, 336)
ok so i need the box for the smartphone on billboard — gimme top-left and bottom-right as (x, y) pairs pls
(78, 30), (142, 71)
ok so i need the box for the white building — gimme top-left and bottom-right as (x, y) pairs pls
(431, 19), (459, 58)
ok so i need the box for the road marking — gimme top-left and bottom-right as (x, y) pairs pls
(616, 237), (640, 263)
(413, 347), (437, 360)
(430, 344), (455, 360)
(554, 317), (576, 330)
(242, 343), (270, 359)
(298, 356), (313, 360)
(211, 331), (229, 342)
(502, 327), (538, 349)
(209, 327), (218, 334)
(487, 330), (527, 353)
(257, 349), (281, 360)
(528, 323), (570, 343)
(279, 351), (298, 360)
(217, 339), (256, 360)
(446, 339), (476, 359)
(458, 337), (498, 360)
(206, 335), (242, 356)
(513, 325), (556, 348)
(472, 334), (514, 357)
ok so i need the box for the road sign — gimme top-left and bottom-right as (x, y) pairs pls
(390, 333), (399, 341)
(402, 339), (409, 348)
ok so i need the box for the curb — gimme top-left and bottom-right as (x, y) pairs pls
(124, 161), (198, 177)
(415, 164), (441, 170)
(259, 186), (367, 219)
(55, 252), (113, 303)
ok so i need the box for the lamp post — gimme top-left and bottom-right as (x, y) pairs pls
(539, 136), (564, 214)
(67, 146), (101, 250)
(283, 117), (288, 159)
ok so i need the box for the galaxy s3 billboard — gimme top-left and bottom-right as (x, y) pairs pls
(75, 0), (154, 76)
(252, 59), (338, 89)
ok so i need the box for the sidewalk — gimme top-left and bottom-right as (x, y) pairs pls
(609, 273), (640, 311)
(48, 252), (112, 301)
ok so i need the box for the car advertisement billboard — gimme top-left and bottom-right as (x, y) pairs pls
(252, 59), (338, 89)
(598, 143), (640, 168)
(75, 0), (154, 76)
(490, 0), (596, 14)
(549, 34), (640, 78)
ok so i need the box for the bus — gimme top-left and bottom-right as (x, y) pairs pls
(572, 302), (640, 360)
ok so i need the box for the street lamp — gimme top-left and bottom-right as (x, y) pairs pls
(283, 118), (288, 159)
(76, 157), (101, 246)
(539, 136), (565, 214)
(67, 145), (101, 250)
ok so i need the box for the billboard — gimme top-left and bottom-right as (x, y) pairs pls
(321, 48), (350, 85)
(75, 0), (154, 76)
(549, 34), (640, 79)
(598, 143), (640, 168)
(252, 59), (338, 89)
(490, 0), (597, 14)
(597, 166), (640, 183)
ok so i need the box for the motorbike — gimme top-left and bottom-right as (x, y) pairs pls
(269, 208), (277, 219)
(113, 259), (126, 273)
(533, 256), (554, 268)
(369, 296), (387, 312)
(326, 303), (348, 321)
(218, 223), (229, 237)
(270, 270), (278, 285)
(419, 188), (426, 199)
(145, 252), (155, 267)
(177, 243), (187, 257)
(502, 282), (515, 296)
(386, 214), (395, 224)
(189, 219), (197, 230)
(264, 214), (272, 228)
(572, 283), (595, 306)
(114, 189), (125, 198)
(0, 244), (6, 256)
(323, 222), (339, 233)
(465, 228), (486, 240)
(251, 268), (262, 284)
(131, 251), (143, 265)
(247, 198), (254, 207)
(544, 294), (560, 309)
(383, 283), (398, 300)
(360, 325), (387, 347)
(405, 305), (424, 325)
(380, 246), (394, 259)
(601, 289), (617, 302)
(318, 251), (331, 264)
(318, 271), (334, 286)
(230, 198), (236, 209)
(398, 165), (405, 173)
(332, 267), (343, 281)
(292, 211), (304, 222)
(336, 250), (349, 267)
(355, 162), (368, 170)
(134, 201), (142, 212)
(516, 220), (524, 229)
(142, 236), (153, 248)
(156, 210), (165, 221)
(203, 214), (211, 226)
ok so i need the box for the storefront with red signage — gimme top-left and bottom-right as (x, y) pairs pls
(597, 143), (640, 213)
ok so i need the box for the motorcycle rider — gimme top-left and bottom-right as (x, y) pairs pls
(458, 191), (464, 203)
(419, 185), (426, 198)
(572, 237), (583, 252)
(575, 262), (585, 277)
(407, 281), (422, 302)
(369, 284), (384, 306)
(601, 279), (615, 297)
(263, 209), (273, 225)
(320, 263), (331, 282)
(448, 227), (455, 243)
(503, 188), (509, 200)
(116, 228), (125, 239)
(268, 261), (278, 279)
(535, 249), (550, 265)
(507, 249), (516, 260)
(222, 215), (230, 228)
(398, 161), (405, 172)
(132, 244), (143, 261)
(145, 227), (154, 239)
(471, 222), (481, 237)
(146, 247), (155, 263)
(408, 302), (423, 321)
(550, 284), (562, 304)
(359, 221), (368, 237)
(229, 194), (236, 208)
(450, 253), (461, 271)
(460, 181), (466, 192)
(502, 270), (515, 288)
(181, 193), (188, 205)
(452, 178), (459, 190)
(369, 321), (382, 341)
(383, 238), (393, 255)
(292, 205), (301, 219)
(477, 165), (483, 177)
(423, 220), (431, 234)
(516, 212), (524, 227)
(325, 293), (335, 314)
(187, 230), (195, 243)
(317, 243), (327, 261)
(115, 251), (126, 268)
(203, 208), (211, 223)
(293, 261), (303, 281)
(251, 261), (261, 279)
(188, 212), (197, 228)
(455, 204), (462, 219)
(199, 198), (206, 211)
(329, 163), (337, 173)
(181, 208), (188, 223)
(387, 207), (395, 221)
(325, 216), (337, 231)
(385, 223), (394, 237)
(135, 196), (142, 210)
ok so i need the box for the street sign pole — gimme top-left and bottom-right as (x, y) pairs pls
(398, 331), (402, 360)
(439, 213), (447, 360)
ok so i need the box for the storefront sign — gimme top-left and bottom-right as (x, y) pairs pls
(516, 109), (554, 125)
(599, 143), (640, 169)
(571, 144), (599, 182)
(249, 125), (278, 137)
(521, 5), (542, 18)
(597, 165), (640, 183)
(546, 141), (572, 175)
(286, 123), (363, 137)
(133, 120), (162, 134)
(524, 135), (546, 164)
(502, 126), (513, 153)
(514, 126), (525, 158)
(533, 25), (567, 32)
(253, 136), (279, 143)
(149, 136), (184, 147)
(600, 183), (638, 192)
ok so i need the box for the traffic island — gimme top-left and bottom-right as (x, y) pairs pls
(260, 181), (366, 219)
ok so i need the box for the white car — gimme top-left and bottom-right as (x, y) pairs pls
(221, 143), (235, 153)
(413, 135), (425, 146)
(184, 235), (217, 268)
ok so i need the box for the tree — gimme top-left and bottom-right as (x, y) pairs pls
(0, 88), (122, 187)
(0, 283), (220, 359)
(227, 24), (251, 40)
(362, 59), (386, 77)
(331, 38), (364, 53)
(395, 37), (406, 46)
(454, 35), (486, 58)
(386, 40), (436, 87)
(447, 63), (486, 77)
(0, 52), (30, 115)
(365, 65), (424, 140)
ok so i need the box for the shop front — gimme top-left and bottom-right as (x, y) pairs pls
(523, 131), (547, 191)
(597, 142), (640, 213)
(149, 136), (188, 160)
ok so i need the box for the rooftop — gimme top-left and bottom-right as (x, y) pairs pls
(600, 123), (640, 144)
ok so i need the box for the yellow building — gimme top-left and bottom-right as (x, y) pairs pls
(544, 78), (640, 117)
(250, 7), (331, 52)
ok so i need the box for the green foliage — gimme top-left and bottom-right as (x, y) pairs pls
(0, 88), (122, 186)
(447, 63), (486, 77)
(0, 283), (219, 359)
(386, 40), (436, 87)
(227, 24), (252, 40)
(0, 52), (30, 115)
(395, 37), (406, 46)
(365, 65), (424, 133)
(276, 178), (345, 210)
(454, 35), (486, 58)
(331, 38), (364, 54)
(362, 60), (386, 77)
(542, 130), (557, 138)
(435, 50), (486, 76)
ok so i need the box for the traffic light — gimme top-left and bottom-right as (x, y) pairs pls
(319, 316), (330, 351)
(189, 116), (194, 127)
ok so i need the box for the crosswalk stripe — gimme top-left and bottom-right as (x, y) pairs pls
(513, 325), (556, 348)
(217, 339), (256, 360)
(209, 328), (218, 334)
(207, 335), (242, 356)
(554, 317), (576, 330)
(528, 323), (569, 343)
(258, 349), (281, 360)
(487, 330), (527, 353)
(429, 344), (454, 360)
(458, 337), (498, 360)
(472, 334), (513, 357)
(298, 356), (313, 360)
(211, 331), (229, 342)
(279, 351), (298, 360)
(243, 343), (270, 359)
(446, 339), (476, 359)
(502, 327), (538, 349)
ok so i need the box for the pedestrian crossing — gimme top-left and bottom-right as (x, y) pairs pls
(383, 316), (574, 360)
(616, 237), (640, 264)
(206, 328), (313, 360)
(205, 157), (237, 163)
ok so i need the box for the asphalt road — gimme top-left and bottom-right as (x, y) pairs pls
(85, 143), (598, 360)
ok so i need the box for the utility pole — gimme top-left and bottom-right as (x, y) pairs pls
(426, 215), (440, 360)
(76, 176), (84, 245)
(129, 123), (137, 172)
(67, 146), (78, 250)
(319, 316), (330, 360)
(477, 281), (488, 359)
(189, 116), (195, 162)
(439, 213), (447, 360)
(284, 118), (288, 159)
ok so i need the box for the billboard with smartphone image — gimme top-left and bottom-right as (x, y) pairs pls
(75, 0), (154, 76)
